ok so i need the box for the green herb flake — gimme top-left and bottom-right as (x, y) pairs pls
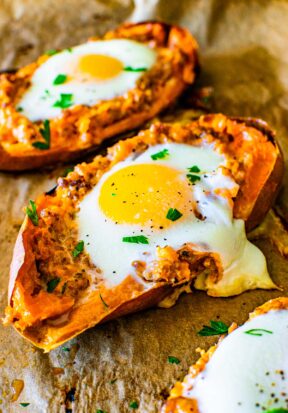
(20, 403), (30, 407)
(122, 235), (149, 244)
(111, 193), (117, 196)
(62, 347), (70, 352)
(168, 356), (180, 364)
(124, 66), (147, 72)
(47, 277), (61, 293)
(53, 93), (74, 109)
(63, 167), (74, 176)
(16, 106), (23, 112)
(186, 174), (201, 184)
(53, 74), (67, 85)
(109, 379), (117, 384)
(26, 200), (39, 226)
(188, 165), (200, 173)
(245, 328), (273, 337)
(129, 401), (139, 409)
(66, 47), (73, 53)
(151, 148), (169, 161)
(198, 320), (229, 336)
(46, 49), (58, 56)
(96, 410), (107, 413)
(166, 208), (183, 222)
(32, 119), (50, 150)
(99, 293), (109, 309)
(72, 240), (84, 258)
(264, 409), (288, 413)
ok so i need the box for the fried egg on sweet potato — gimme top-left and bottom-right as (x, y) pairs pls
(0, 21), (198, 171)
(4, 114), (283, 351)
(162, 297), (288, 413)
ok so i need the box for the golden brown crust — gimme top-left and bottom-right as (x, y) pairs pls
(4, 114), (283, 351)
(161, 297), (288, 413)
(0, 21), (198, 171)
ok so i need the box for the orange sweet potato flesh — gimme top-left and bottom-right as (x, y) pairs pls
(4, 114), (284, 351)
(0, 21), (198, 171)
(161, 296), (288, 413)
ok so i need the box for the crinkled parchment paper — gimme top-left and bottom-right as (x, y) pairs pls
(0, 1), (288, 412)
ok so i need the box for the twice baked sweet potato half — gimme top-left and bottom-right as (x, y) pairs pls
(0, 21), (198, 171)
(161, 296), (288, 413)
(4, 114), (283, 351)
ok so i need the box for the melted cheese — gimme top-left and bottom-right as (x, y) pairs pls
(77, 142), (275, 296)
(183, 309), (288, 412)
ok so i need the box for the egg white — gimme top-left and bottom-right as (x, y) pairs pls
(17, 39), (156, 121)
(77, 142), (274, 295)
(184, 308), (288, 412)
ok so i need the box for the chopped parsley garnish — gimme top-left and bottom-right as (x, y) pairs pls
(26, 200), (39, 226)
(96, 410), (107, 413)
(46, 49), (58, 56)
(62, 347), (70, 352)
(99, 293), (109, 309)
(122, 235), (149, 244)
(245, 328), (273, 336)
(129, 401), (139, 409)
(166, 208), (183, 222)
(72, 240), (84, 258)
(111, 193), (117, 196)
(16, 106), (23, 112)
(124, 66), (147, 72)
(151, 148), (169, 160)
(53, 74), (67, 85)
(53, 93), (73, 108)
(186, 173), (201, 184)
(32, 119), (50, 150)
(63, 167), (74, 176)
(168, 356), (180, 364)
(20, 403), (30, 407)
(109, 379), (117, 384)
(47, 277), (60, 293)
(264, 409), (288, 413)
(188, 165), (200, 173)
(66, 47), (72, 53)
(198, 320), (229, 336)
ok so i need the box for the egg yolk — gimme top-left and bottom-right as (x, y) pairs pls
(77, 54), (123, 80)
(99, 164), (194, 228)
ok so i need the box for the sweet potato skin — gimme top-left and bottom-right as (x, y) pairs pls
(5, 114), (284, 351)
(0, 21), (198, 171)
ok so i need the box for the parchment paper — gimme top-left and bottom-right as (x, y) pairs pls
(0, 1), (288, 412)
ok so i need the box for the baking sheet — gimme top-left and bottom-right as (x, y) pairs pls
(0, 1), (288, 412)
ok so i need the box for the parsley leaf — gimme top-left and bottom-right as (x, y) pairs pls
(188, 165), (200, 173)
(151, 148), (169, 160)
(63, 167), (74, 176)
(20, 403), (30, 407)
(166, 208), (182, 222)
(264, 409), (288, 413)
(72, 240), (84, 258)
(122, 235), (149, 244)
(32, 119), (51, 150)
(186, 173), (201, 184)
(26, 200), (39, 226)
(198, 320), (229, 336)
(129, 401), (139, 409)
(46, 49), (58, 56)
(168, 356), (180, 364)
(16, 106), (23, 112)
(99, 293), (109, 309)
(47, 277), (61, 293)
(96, 410), (107, 413)
(62, 347), (70, 352)
(245, 328), (273, 336)
(53, 74), (67, 85)
(53, 93), (73, 108)
(124, 66), (147, 72)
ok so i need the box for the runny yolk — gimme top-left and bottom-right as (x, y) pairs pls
(99, 164), (194, 228)
(77, 54), (123, 80)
